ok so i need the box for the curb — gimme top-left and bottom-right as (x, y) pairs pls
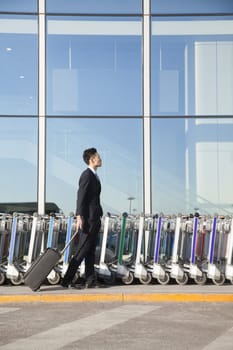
(0, 293), (233, 303)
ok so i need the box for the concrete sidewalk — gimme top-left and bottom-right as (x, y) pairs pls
(0, 282), (232, 303)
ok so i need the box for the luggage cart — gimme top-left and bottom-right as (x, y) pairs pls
(45, 214), (63, 285)
(122, 215), (152, 285)
(148, 215), (175, 285)
(5, 213), (48, 286)
(196, 216), (212, 270)
(98, 212), (130, 283)
(24, 213), (38, 272)
(118, 213), (137, 284)
(6, 213), (31, 285)
(132, 215), (152, 284)
(150, 215), (169, 285)
(207, 216), (226, 286)
(24, 214), (50, 273)
(32, 215), (49, 262)
(61, 214), (75, 278)
(225, 217), (233, 284)
(170, 215), (190, 285)
(95, 213), (119, 284)
(187, 214), (207, 285)
(0, 214), (12, 285)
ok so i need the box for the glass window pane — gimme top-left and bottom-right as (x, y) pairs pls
(151, 17), (233, 116)
(0, 117), (37, 203)
(0, 15), (38, 116)
(46, 118), (143, 215)
(152, 118), (233, 215)
(151, 0), (233, 14)
(0, 0), (37, 12)
(46, 16), (142, 116)
(46, 0), (142, 14)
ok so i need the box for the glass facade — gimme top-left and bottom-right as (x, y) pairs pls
(151, 0), (233, 14)
(151, 16), (233, 116)
(151, 118), (233, 214)
(46, 17), (142, 116)
(46, 118), (143, 214)
(0, 1), (37, 13)
(0, 15), (38, 115)
(46, 0), (142, 14)
(0, 1), (233, 216)
(0, 118), (38, 202)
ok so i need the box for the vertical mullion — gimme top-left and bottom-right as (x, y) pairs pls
(143, 0), (151, 214)
(38, 0), (46, 215)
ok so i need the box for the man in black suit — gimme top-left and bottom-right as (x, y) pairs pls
(61, 147), (103, 288)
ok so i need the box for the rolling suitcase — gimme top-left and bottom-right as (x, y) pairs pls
(23, 229), (79, 291)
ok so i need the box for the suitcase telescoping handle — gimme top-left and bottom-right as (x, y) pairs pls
(60, 229), (80, 256)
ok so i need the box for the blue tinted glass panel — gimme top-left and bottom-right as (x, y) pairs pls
(152, 118), (233, 215)
(151, 0), (233, 14)
(0, 117), (37, 203)
(47, 17), (142, 116)
(0, 15), (38, 116)
(47, 0), (142, 14)
(151, 17), (233, 116)
(0, 0), (37, 12)
(46, 118), (143, 215)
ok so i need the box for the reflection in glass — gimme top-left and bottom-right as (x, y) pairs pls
(46, 0), (142, 14)
(151, 17), (233, 116)
(151, 0), (233, 14)
(46, 17), (142, 116)
(0, 0), (37, 12)
(0, 16), (38, 115)
(46, 118), (143, 215)
(152, 118), (233, 215)
(0, 117), (37, 203)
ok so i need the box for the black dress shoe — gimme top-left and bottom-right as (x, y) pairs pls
(84, 280), (107, 289)
(61, 281), (70, 288)
(61, 280), (77, 289)
(61, 282), (83, 289)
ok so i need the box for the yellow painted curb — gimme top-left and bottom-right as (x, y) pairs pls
(0, 293), (233, 303)
(123, 293), (233, 303)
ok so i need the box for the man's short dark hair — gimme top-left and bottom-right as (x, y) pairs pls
(83, 148), (97, 165)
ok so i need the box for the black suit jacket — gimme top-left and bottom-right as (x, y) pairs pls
(76, 168), (103, 220)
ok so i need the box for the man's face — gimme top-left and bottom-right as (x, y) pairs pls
(90, 152), (102, 168)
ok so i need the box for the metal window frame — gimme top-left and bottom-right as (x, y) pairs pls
(143, 0), (151, 214)
(38, 0), (46, 214)
(37, 0), (152, 215)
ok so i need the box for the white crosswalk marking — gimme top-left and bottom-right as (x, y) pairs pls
(0, 305), (160, 350)
(201, 326), (233, 350)
(0, 307), (19, 315)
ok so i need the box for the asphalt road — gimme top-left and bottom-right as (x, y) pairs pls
(0, 301), (233, 349)
(0, 281), (232, 349)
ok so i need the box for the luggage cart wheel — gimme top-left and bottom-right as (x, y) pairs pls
(194, 272), (207, 286)
(175, 272), (189, 286)
(139, 272), (152, 285)
(10, 273), (24, 286)
(47, 272), (61, 285)
(122, 271), (134, 285)
(212, 274), (225, 286)
(0, 272), (6, 285)
(157, 272), (170, 285)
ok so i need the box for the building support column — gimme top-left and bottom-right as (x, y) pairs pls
(38, 0), (46, 215)
(143, 0), (151, 214)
